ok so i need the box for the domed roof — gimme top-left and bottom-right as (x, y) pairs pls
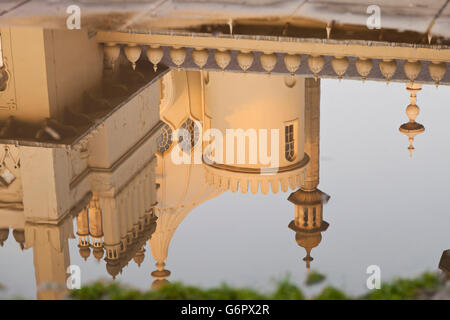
(79, 246), (91, 261)
(92, 247), (104, 261)
(0, 228), (9, 246)
(106, 260), (121, 279)
(295, 232), (322, 249)
(12, 229), (25, 250)
(133, 247), (145, 267)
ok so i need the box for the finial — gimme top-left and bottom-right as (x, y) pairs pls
(408, 137), (415, 158)
(303, 249), (313, 271)
(228, 18), (233, 35)
(399, 83), (425, 157)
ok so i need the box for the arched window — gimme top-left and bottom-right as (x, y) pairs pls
(157, 123), (173, 154)
(179, 118), (200, 153)
(285, 124), (295, 162)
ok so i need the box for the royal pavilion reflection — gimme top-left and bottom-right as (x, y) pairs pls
(0, 25), (444, 299)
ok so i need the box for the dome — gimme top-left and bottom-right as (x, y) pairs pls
(379, 59), (397, 82)
(214, 49), (231, 71)
(103, 43), (120, 69)
(106, 260), (121, 279)
(92, 247), (104, 261)
(12, 229), (25, 250)
(124, 44), (141, 70)
(169, 47), (186, 69)
(295, 232), (322, 249)
(403, 60), (422, 83)
(237, 51), (254, 72)
(0, 228), (9, 246)
(355, 58), (373, 80)
(307, 55), (325, 79)
(260, 53), (277, 73)
(192, 48), (209, 69)
(331, 56), (349, 79)
(428, 62), (446, 86)
(284, 54), (301, 75)
(133, 247), (145, 267)
(79, 246), (91, 261)
(146, 45), (163, 71)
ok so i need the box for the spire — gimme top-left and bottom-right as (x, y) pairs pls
(133, 246), (146, 267)
(288, 188), (330, 271)
(399, 82), (425, 157)
(303, 248), (313, 271)
(151, 261), (171, 290)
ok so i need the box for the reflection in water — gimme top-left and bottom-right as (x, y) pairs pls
(399, 83), (425, 157)
(439, 250), (450, 281)
(0, 26), (448, 300)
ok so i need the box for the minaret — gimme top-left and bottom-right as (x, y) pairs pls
(288, 78), (330, 271)
(101, 194), (122, 279)
(76, 208), (91, 261)
(399, 82), (425, 157)
(88, 195), (104, 261)
(288, 191), (330, 271)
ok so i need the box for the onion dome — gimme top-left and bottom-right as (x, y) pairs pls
(284, 54), (301, 75)
(169, 47), (186, 70)
(331, 56), (349, 80)
(79, 246), (91, 261)
(133, 247), (146, 267)
(260, 53), (277, 74)
(92, 247), (104, 261)
(12, 229), (25, 250)
(192, 48), (209, 70)
(428, 62), (447, 87)
(106, 260), (121, 280)
(237, 51), (254, 72)
(355, 58), (373, 81)
(379, 59), (397, 83)
(0, 228), (9, 247)
(307, 55), (325, 81)
(403, 60), (422, 83)
(146, 45), (164, 72)
(124, 44), (142, 70)
(214, 49), (231, 71)
(103, 43), (121, 70)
